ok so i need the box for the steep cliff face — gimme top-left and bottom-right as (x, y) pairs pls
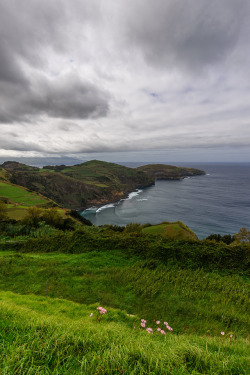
(1, 160), (205, 209)
(1, 160), (154, 209)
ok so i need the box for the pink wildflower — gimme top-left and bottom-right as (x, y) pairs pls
(221, 332), (225, 336)
(156, 320), (160, 325)
(164, 322), (168, 326)
(90, 313), (93, 317)
(141, 319), (146, 324)
(157, 327), (161, 332)
(230, 334), (233, 338)
(161, 330), (166, 335)
(146, 327), (153, 333)
(141, 322), (146, 328)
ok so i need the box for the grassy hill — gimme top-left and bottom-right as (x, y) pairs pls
(0, 160), (154, 209)
(142, 221), (198, 241)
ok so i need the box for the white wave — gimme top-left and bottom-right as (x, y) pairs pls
(136, 198), (148, 201)
(84, 206), (98, 212)
(126, 189), (143, 200)
(96, 203), (115, 213)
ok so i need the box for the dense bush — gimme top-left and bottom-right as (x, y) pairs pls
(4, 228), (248, 274)
(206, 233), (235, 244)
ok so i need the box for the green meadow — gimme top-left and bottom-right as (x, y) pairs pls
(0, 182), (48, 206)
(0, 234), (249, 374)
(0, 181), (51, 220)
(0, 290), (248, 374)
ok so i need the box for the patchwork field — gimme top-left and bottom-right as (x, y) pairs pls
(0, 182), (52, 220)
(0, 182), (48, 206)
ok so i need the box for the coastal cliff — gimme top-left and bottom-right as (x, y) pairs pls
(1, 160), (205, 210)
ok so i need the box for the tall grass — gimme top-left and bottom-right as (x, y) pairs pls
(0, 251), (249, 336)
(0, 291), (249, 374)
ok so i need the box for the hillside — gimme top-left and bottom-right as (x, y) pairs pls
(0, 167), (58, 220)
(1, 290), (248, 374)
(0, 160), (205, 210)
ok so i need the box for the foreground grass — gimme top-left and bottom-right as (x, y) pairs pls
(0, 250), (249, 336)
(0, 291), (249, 374)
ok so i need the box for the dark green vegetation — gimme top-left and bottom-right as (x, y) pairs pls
(0, 160), (204, 209)
(3, 227), (247, 274)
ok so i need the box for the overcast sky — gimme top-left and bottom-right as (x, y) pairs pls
(0, 0), (250, 162)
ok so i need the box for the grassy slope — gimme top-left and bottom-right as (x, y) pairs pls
(142, 222), (198, 241)
(0, 291), (248, 374)
(46, 160), (153, 188)
(0, 180), (52, 220)
(0, 250), (248, 337)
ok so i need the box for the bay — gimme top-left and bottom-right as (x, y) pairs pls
(82, 163), (250, 239)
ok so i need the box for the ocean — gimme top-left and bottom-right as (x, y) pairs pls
(81, 163), (250, 239)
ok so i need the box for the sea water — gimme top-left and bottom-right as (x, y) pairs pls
(82, 163), (250, 239)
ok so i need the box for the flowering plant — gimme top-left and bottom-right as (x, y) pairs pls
(137, 318), (173, 335)
(89, 306), (107, 322)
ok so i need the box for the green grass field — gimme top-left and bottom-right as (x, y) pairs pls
(0, 290), (249, 374)
(0, 250), (248, 336)
(0, 182), (65, 220)
(0, 182), (48, 206)
(0, 242), (249, 374)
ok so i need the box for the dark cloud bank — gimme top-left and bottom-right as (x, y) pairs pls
(0, 0), (249, 160)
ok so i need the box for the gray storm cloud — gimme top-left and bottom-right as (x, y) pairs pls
(0, 0), (109, 123)
(0, 0), (249, 157)
(124, 0), (249, 71)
